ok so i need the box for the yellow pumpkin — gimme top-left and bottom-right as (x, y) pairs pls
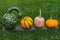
(20, 16), (33, 29)
(46, 19), (58, 28)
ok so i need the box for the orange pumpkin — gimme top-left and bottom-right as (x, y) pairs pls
(46, 11), (59, 28)
(46, 19), (58, 28)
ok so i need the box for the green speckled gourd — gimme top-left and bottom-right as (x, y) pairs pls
(2, 7), (21, 30)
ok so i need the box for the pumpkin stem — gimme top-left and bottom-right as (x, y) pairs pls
(39, 9), (41, 17)
(50, 14), (52, 19)
(50, 11), (53, 19)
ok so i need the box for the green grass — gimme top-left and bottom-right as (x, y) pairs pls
(0, 0), (60, 40)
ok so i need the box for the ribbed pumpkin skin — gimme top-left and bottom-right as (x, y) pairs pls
(20, 16), (33, 29)
(46, 19), (58, 28)
(34, 17), (44, 28)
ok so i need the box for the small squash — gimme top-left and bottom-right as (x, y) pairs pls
(46, 19), (58, 28)
(34, 9), (44, 28)
(2, 7), (21, 30)
(46, 12), (58, 28)
(20, 16), (33, 29)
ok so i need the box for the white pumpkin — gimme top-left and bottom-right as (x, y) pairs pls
(34, 9), (44, 28)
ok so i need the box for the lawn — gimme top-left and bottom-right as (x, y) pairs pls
(0, 0), (60, 40)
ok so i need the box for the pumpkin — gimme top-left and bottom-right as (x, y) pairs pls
(34, 9), (44, 28)
(46, 11), (58, 28)
(46, 19), (58, 28)
(20, 16), (33, 29)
